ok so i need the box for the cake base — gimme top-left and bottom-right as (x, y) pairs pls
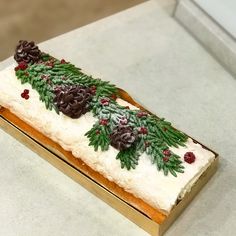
(0, 104), (218, 236)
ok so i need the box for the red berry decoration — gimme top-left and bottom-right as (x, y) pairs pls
(41, 74), (51, 83)
(184, 152), (196, 164)
(110, 94), (117, 100)
(90, 85), (97, 95)
(100, 98), (110, 106)
(20, 89), (30, 100)
(163, 149), (171, 156)
(99, 119), (108, 126)
(18, 61), (28, 70)
(46, 61), (54, 68)
(24, 94), (30, 100)
(163, 156), (169, 162)
(14, 66), (20, 71)
(139, 127), (148, 135)
(60, 59), (66, 64)
(137, 111), (148, 118)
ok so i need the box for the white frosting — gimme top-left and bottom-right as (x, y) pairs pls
(0, 65), (215, 213)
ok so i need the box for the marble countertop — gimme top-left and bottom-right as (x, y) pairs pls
(1, 1), (236, 235)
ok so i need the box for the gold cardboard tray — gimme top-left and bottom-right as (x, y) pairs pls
(0, 89), (219, 236)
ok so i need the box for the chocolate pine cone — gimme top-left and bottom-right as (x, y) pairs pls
(53, 85), (92, 119)
(14, 40), (41, 64)
(110, 126), (137, 151)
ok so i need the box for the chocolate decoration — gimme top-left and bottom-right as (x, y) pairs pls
(53, 85), (92, 119)
(110, 126), (137, 151)
(14, 40), (41, 64)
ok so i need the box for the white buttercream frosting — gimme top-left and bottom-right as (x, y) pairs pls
(0, 65), (215, 213)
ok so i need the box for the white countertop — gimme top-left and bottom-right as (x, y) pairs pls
(1, 1), (236, 235)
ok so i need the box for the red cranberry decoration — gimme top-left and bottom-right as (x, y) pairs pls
(41, 74), (51, 83)
(184, 152), (196, 164)
(21, 89), (30, 100)
(90, 85), (96, 95)
(15, 62), (28, 71)
(163, 156), (169, 162)
(24, 94), (30, 100)
(60, 59), (66, 64)
(99, 119), (108, 126)
(96, 130), (100, 135)
(139, 127), (148, 135)
(100, 98), (110, 106)
(163, 149), (171, 156)
(111, 94), (117, 100)
(46, 61), (54, 68)
(18, 62), (28, 70)
(137, 111), (148, 118)
(14, 66), (20, 71)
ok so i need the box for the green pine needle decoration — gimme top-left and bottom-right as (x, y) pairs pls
(86, 98), (187, 176)
(15, 55), (118, 113)
(116, 145), (140, 170)
(15, 54), (188, 177)
(85, 122), (110, 151)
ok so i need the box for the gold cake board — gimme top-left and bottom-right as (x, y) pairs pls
(0, 105), (218, 236)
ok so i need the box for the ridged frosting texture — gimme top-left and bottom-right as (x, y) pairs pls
(0, 65), (215, 213)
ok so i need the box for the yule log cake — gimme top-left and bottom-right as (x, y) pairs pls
(0, 40), (216, 214)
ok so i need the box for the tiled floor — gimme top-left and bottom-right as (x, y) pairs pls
(0, 0), (145, 60)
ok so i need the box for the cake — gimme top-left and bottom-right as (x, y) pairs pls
(0, 40), (216, 215)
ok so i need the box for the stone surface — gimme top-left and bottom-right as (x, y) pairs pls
(1, 0), (236, 235)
